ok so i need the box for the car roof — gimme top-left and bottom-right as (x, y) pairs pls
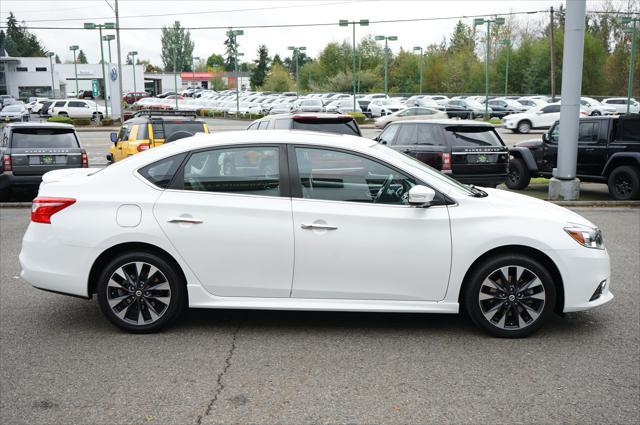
(388, 118), (492, 126)
(257, 113), (355, 121)
(5, 122), (75, 129)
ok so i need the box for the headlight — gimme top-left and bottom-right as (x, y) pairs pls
(564, 224), (604, 249)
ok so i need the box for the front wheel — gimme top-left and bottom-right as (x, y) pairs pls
(505, 158), (531, 190)
(517, 120), (531, 134)
(464, 254), (556, 338)
(97, 251), (187, 333)
(607, 165), (640, 200)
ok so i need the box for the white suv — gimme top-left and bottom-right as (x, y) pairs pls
(601, 97), (640, 114)
(48, 99), (106, 120)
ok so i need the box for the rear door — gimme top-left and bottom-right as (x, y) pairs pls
(444, 125), (509, 176)
(576, 120), (607, 176)
(9, 127), (83, 176)
(536, 104), (561, 128)
(391, 123), (446, 170)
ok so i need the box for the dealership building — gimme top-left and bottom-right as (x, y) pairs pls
(1, 50), (250, 100)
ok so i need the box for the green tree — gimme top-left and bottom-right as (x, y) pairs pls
(54, 54), (61, 64)
(223, 33), (239, 72)
(318, 42), (351, 79)
(76, 49), (88, 64)
(2, 12), (45, 56)
(250, 45), (270, 89)
(272, 54), (283, 67)
(160, 21), (195, 72)
(262, 63), (294, 92)
(206, 53), (225, 69)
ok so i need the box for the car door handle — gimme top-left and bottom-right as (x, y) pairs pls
(301, 223), (338, 230)
(167, 217), (203, 224)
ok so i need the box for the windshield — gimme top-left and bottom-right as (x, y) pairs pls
(371, 143), (475, 196)
(302, 100), (321, 106)
(11, 128), (79, 148)
(3, 105), (22, 112)
(291, 120), (360, 136)
(445, 126), (504, 147)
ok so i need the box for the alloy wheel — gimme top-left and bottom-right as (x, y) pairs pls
(478, 265), (546, 330)
(106, 262), (172, 326)
(613, 173), (633, 198)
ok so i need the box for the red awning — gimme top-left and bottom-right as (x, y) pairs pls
(180, 72), (216, 81)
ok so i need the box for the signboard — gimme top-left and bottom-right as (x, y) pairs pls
(91, 79), (100, 97)
(108, 65), (121, 120)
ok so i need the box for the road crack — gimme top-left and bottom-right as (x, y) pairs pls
(196, 318), (244, 424)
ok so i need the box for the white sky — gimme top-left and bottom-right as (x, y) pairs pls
(0, 0), (630, 66)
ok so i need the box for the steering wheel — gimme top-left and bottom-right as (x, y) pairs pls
(373, 174), (394, 203)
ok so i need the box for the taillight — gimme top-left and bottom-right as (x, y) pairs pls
(440, 152), (452, 172)
(81, 152), (88, 168)
(137, 144), (150, 152)
(2, 154), (11, 172)
(31, 197), (76, 224)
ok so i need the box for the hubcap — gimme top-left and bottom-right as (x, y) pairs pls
(614, 174), (633, 197)
(106, 262), (171, 326)
(478, 266), (546, 330)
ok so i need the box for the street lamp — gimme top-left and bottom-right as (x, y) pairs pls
(128, 51), (138, 92)
(499, 39), (511, 96)
(619, 16), (639, 114)
(474, 16), (505, 118)
(227, 29), (244, 117)
(192, 56), (200, 89)
(84, 22), (115, 118)
(340, 19), (369, 112)
(46, 52), (56, 98)
(413, 46), (424, 95)
(69, 45), (79, 97)
(374, 35), (398, 95)
(102, 34), (115, 64)
(287, 46), (306, 98)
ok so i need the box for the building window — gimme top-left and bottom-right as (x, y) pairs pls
(35, 67), (47, 72)
(16, 67), (28, 72)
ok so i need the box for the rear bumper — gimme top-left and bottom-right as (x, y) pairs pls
(452, 173), (507, 186)
(0, 173), (43, 190)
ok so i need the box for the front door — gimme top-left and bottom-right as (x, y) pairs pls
(154, 145), (294, 297)
(289, 146), (452, 301)
(576, 121), (607, 176)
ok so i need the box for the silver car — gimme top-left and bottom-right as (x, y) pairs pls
(0, 104), (29, 122)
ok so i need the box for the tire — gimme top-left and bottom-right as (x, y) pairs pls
(464, 253), (556, 338)
(58, 112), (68, 117)
(92, 112), (103, 121)
(96, 251), (187, 333)
(505, 158), (531, 190)
(517, 120), (532, 134)
(591, 110), (601, 116)
(607, 165), (640, 200)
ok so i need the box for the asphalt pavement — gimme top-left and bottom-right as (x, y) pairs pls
(0, 207), (638, 424)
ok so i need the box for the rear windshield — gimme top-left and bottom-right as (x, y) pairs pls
(291, 119), (360, 136)
(151, 121), (206, 140)
(10, 128), (79, 148)
(444, 126), (504, 147)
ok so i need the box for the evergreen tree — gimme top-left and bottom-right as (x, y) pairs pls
(223, 33), (239, 71)
(77, 50), (88, 64)
(160, 21), (195, 72)
(55, 54), (61, 64)
(3, 12), (45, 56)
(250, 45), (271, 89)
(272, 54), (283, 67)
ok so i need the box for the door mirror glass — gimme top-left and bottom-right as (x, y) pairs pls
(542, 133), (549, 142)
(110, 132), (118, 143)
(408, 185), (436, 207)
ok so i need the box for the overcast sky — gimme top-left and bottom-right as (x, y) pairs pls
(0, 0), (631, 67)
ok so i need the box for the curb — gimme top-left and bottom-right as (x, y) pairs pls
(2, 200), (638, 209)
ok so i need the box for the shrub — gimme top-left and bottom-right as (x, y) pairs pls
(101, 118), (114, 126)
(72, 118), (91, 126)
(347, 112), (366, 124)
(47, 116), (73, 124)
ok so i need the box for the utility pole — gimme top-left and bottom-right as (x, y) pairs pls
(287, 46), (306, 97)
(500, 39), (511, 96)
(227, 29), (244, 117)
(474, 17), (505, 118)
(128, 51), (138, 92)
(69, 45), (79, 96)
(340, 19), (368, 112)
(115, 0), (123, 119)
(46, 52), (56, 98)
(550, 6), (556, 102)
(375, 35), (398, 96)
(619, 16), (639, 114)
(413, 46), (424, 95)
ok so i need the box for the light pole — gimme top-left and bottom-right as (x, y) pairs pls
(227, 29), (244, 117)
(192, 56), (200, 88)
(340, 19), (368, 112)
(103, 34), (115, 64)
(619, 16), (639, 114)
(46, 52), (56, 98)
(84, 22), (115, 118)
(172, 46), (179, 110)
(499, 39), (511, 96)
(413, 46), (424, 95)
(287, 46), (306, 98)
(474, 16), (505, 118)
(69, 45), (79, 97)
(374, 35), (398, 96)
(128, 51), (138, 92)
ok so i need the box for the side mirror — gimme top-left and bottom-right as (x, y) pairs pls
(408, 185), (436, 207)
(110, 132), (118, 143)
(542, 133), (549, 142)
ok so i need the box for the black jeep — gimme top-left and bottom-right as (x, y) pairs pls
(507, 115), (640, 200)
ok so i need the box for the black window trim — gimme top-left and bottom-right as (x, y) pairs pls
(167, 143), (291, 198)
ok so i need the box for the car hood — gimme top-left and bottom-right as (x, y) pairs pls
(482, 188), (595, 228)
(502, 112), (531, 120)
(514, 138), (543, 148)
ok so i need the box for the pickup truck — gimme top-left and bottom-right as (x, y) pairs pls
(506, 115), (640, 200)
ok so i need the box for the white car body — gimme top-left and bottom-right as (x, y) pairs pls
(516, 98), (547, 110)
(601, 97), (640, 114)
(503, 102), (588, 133)
(20, 131), (612, 336)
(48, 99), (106, 119)
(580, 97), (617, 116)
(374, 107), (447, 128)
(368, 99), (407, 117)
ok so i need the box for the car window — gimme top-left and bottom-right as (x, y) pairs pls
(291, 119), (360, 136)
(398, 109), (413, 117)
(10, 128), (79, 148)
(68, 101), (86, 108)
(182, 146), (280, 196)
(273, 119), (290, 129)
(54, 101), (66, 107)
(618, 118), (640, 142)
(378, 124), (399, 145)
(415, 108), (434, 115)
(416, 124), (445, 145)
(578, 122), (599, 143)
(444, 126), (504, 147)
(295, 147), (415, 205)
(118, 125), (131, 141)
(257, 120), (269, 130)
(542, 105), (560, 113)
(393, 123), (417, 145)
(247, 122), (258, 130)
(136, 123), (148, 140)
(138, 153), (187, 188)
(152, 121), (206, 140)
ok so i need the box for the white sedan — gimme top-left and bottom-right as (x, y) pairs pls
(20, 131), (612, 337)
(374, 107), (447, 128)
(369, 99), (407, 117)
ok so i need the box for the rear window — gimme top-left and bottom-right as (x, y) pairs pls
(444, 126), (504, 147)
(10, 128), (79, 148)
(291, 119), (360, 136)
(618, 118), (640, 142)
(138, 153), (186, 188)
(151, 121), (206, 140)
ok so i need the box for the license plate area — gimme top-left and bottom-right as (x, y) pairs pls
(28, 155), (67, 165)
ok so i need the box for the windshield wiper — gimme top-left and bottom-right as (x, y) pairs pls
(467, 184), (489, 197)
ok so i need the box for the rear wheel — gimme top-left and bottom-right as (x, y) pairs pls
(58, 112), (68, 117)
(607, 165), (640, 200)
(517, 120), (532, 134)
(96, 251), (186, 333)
(591, 110), (601, 116)
(505, 158), (531, 190)
(464, 254), (556, 338)
(92, 112), (104, 121)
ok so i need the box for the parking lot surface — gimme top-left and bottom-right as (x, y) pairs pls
(1, 207), (638, 424)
